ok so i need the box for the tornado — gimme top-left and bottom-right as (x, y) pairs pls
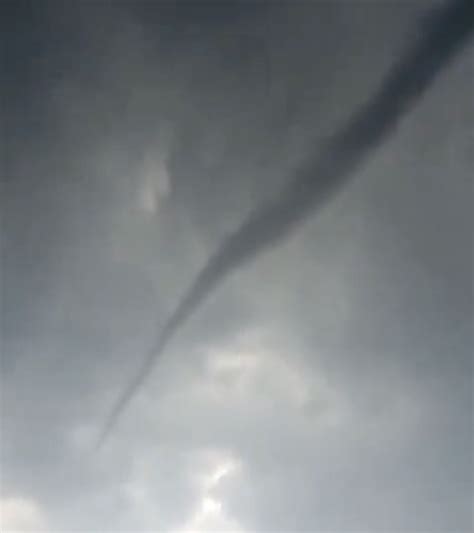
(97, 0), (473, 447)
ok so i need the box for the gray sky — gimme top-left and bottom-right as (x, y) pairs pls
(2, 0), (473, 531)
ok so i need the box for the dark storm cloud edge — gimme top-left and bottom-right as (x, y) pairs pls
(96, 0), (473, 448)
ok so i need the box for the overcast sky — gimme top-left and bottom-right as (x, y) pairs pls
(2, 0), (473, 531)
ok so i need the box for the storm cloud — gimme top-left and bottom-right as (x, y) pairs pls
(2, 0), (472, 530)
(98, 0), (474, 445)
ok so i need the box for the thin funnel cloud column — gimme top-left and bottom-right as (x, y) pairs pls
(97, 0), (473, 447)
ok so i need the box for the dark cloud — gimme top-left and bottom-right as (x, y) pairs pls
(97, 0), (473, 446)
(2, 0), (472, 530)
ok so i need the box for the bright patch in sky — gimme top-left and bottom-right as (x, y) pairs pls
(175, 452), (243, 533)
(137, 154), (171, 214)
(0, 497), (46, 531)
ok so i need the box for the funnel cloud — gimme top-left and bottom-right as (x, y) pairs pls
(97, 0), (473, 446)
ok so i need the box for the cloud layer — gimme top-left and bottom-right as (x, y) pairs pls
(2, 0), (472, 530)
(98, 0), (473, 446)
